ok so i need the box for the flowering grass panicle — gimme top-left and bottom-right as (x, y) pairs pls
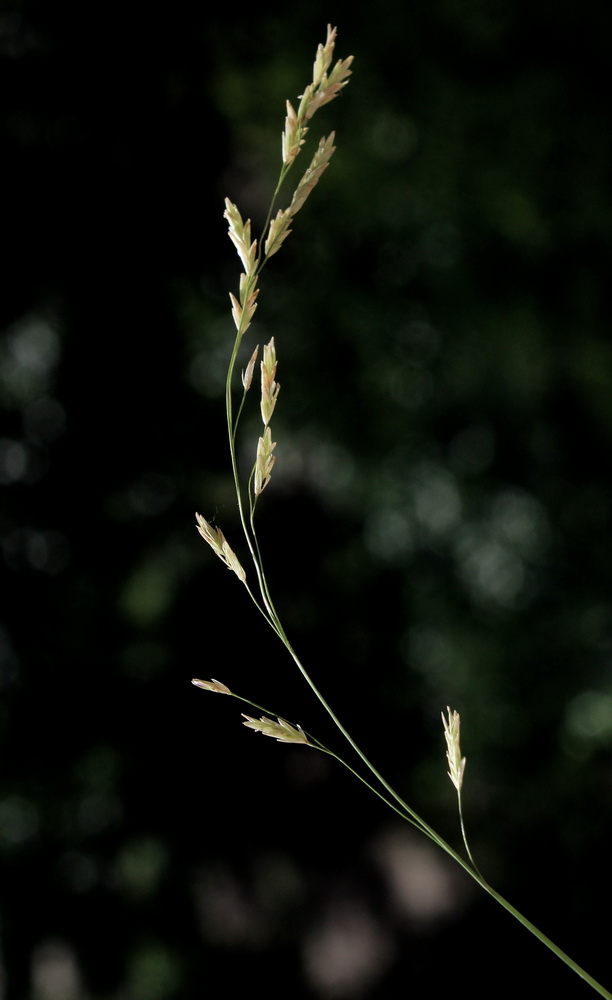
(192, 25), (612, 1000)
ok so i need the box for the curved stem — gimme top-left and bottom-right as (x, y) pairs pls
(215, 63), (612, 996)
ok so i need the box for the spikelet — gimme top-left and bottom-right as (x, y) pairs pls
(280, 25), (352, 166)
(260, 338), (280, 426)
(442, 707), (466, 792)
(224, 199), (257, 274)
(297, 25), (353, 123)
(254, 426), (276, 496)
(313, 24), (338, 87)
(290, 133), (336, 218)
(224, 199), (260, 335)
(264, 208), (293, 259)
(242, 714), (309, 744)
(191, 678), (232, 695)
(195, 513), (247, 583)
(282, 100), (304, 165)
(242, 345), (259, 391)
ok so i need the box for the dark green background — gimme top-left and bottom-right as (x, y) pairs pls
(2, 1), (612, 997)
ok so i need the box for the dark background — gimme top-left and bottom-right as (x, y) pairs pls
(2, 1), (612, 997)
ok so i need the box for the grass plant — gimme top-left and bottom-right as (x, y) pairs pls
(193, 25), (611, 998)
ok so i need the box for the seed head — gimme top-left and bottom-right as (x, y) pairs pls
(442, 706), (466, 792)
(282, 100), (304, 165)
(242, 345), (259, 391)
(260, 338), (280, 426)
(242, 714), (309, 745)
(254, 426), (276, 496)
(192, 678), (232, 695)
(289, 133), (336, 218)
(195, 513), (247, 583)
(281, 25), (352, 165)
(265, 207), (293, 258)
(299, 26), (353, 122)
(224, 199), (257, 277)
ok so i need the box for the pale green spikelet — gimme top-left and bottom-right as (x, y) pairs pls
(290, 132), (336, 218)
(282, 100), (304, 165)
(260, 338), (280, 426)
(312, 24), (338, 88)
(264, 208), (293, 259)
(280, 25), (352, 166)
(442, 706), (466, 792)
(266, 130), (337, 253)
(191, 678), (232, 695)
(254, 426), (276, 496)
(242, 714), (309, 744)
(298, 25), (353, 123)
(224, 199), (257, 275)
(228, 281), (259, 335)
(224, 199), (260, 334)
(242, 345), (259, 391)
(195, 513), (247, 583)
(228, 275), (259, 335)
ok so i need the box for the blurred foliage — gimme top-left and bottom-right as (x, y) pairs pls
(1, 1), (612, 998)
